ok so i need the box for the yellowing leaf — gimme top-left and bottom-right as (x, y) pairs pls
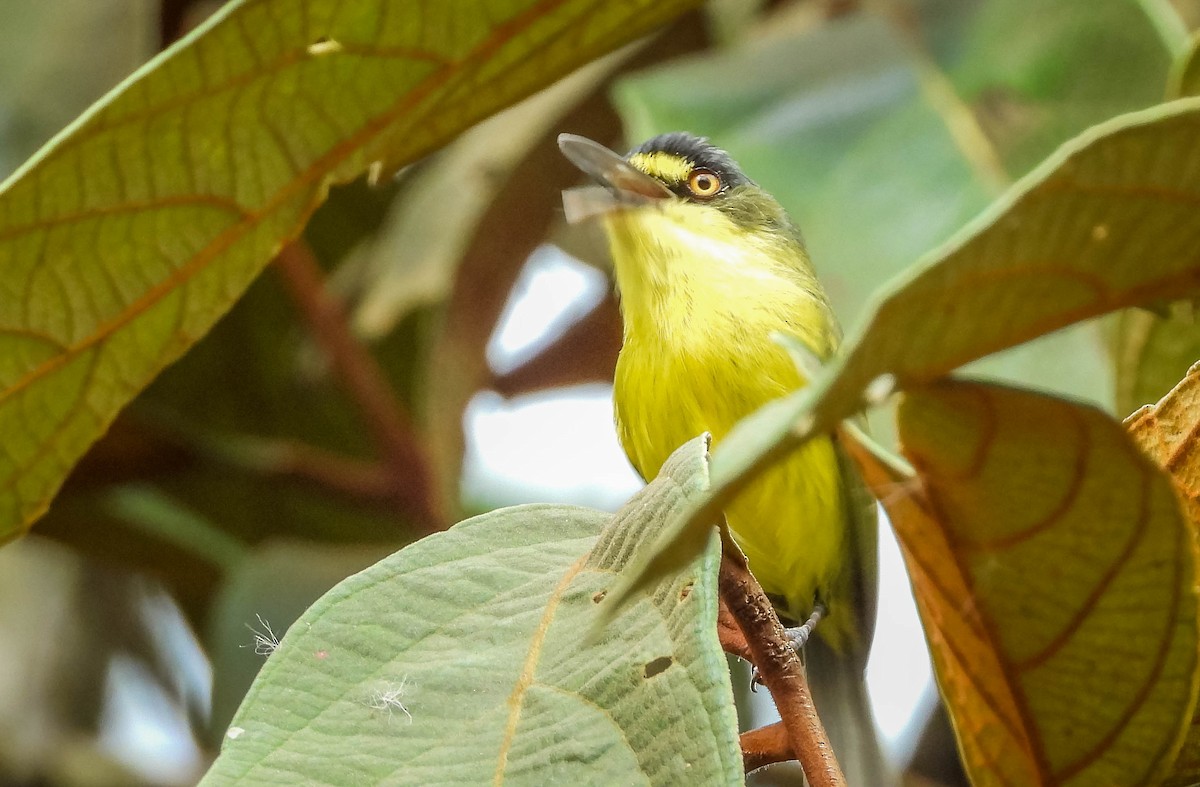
(1127, 360), (1200, 522)
(0, 0), (700, 541)
(1126, 360), (1200, 786)
(845, 380), (1199, 786)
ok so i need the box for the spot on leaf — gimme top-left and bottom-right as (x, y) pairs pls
(643, 656), (673, 679)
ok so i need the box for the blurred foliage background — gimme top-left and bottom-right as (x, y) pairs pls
(2, 0), (1199, 783)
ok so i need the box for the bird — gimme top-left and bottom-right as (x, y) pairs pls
(558, 131), (886, 783)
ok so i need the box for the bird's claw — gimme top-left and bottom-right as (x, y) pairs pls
(746, 604), (826, 692)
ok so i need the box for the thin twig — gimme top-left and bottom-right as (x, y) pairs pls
(874, 0), (1011, 196)
(741, 722), (795, 772)
(719, 541), (845, 787)
(274, 241), (442, 530)
(112, 407), (407, 512)
(234, 438), (399, 504)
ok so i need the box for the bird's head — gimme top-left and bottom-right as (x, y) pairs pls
(557, 131), (804, 255)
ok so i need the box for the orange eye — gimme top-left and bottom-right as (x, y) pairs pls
(687, 168), (722, 198)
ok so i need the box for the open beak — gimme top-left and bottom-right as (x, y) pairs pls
(557, 133), (672, 224)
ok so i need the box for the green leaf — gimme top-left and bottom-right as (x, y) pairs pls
(791, 97), (1200, 435)
(1133, 0), (1192, 60)
(202, 435), (740, 786)
(0, 0), (701, 542)
(953, 0), (1173, 174)
(1170, 33), (1200, 99)
(1113, 303), (1200, 415)
(1110, 31), (1200, 416)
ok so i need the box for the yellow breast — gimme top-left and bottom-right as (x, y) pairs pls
(605, 203), (853, 646)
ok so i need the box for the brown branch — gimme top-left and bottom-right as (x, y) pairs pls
(64, 412), (396, 506)
(274, 240), (442, 530)
(159, 0), (192, 46)
(490, 289), (622, 397)
(719, 540), (845, 787)
(159, 0), (217, 47)
(717, 597), (756, 663)
(233, 438), (398, 503)
(741, 722), (795, 772)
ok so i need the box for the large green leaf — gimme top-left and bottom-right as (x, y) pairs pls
(202, 435), (740, 785)
(0, 0), (701, 542)
(795, 97), (1200, 435)
(1111, 28), (1200, 416)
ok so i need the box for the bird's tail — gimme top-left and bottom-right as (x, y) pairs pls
(806, 636), (893, 786)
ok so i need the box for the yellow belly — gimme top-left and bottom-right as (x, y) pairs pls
(601, 200), (854, 649)
(614, 331), (853, 649)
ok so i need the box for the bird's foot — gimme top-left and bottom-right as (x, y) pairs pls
(749, 603), (826, 692)
(784, 602), (826, 653)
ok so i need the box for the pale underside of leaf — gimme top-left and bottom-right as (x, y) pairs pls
(204, 435), (740, 786)
(847, 379), (1199, 787)
(0, 0), (700, 541)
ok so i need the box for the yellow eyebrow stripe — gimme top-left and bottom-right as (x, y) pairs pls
(628, 151), (692, 183)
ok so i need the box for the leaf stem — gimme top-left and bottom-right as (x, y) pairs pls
(216, 436), (402, 505)
(1134, 0), (1191, 58)
(274, 241), (442, 530)
(718, 540), (845, 786)
(876, 0), (1011, 196)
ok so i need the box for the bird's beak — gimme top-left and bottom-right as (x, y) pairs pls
(557, 133), (672, 224)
